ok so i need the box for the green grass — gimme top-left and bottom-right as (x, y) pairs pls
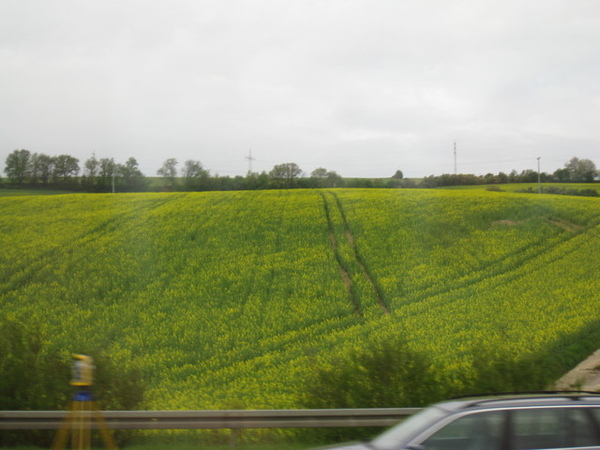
(0, 188), (72, 196)
(437, 182), (600, 193)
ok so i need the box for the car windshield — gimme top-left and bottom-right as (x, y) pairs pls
(370, 407), (449, 449)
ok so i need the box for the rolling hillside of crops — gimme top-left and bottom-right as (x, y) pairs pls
(1, 189), (600, 410)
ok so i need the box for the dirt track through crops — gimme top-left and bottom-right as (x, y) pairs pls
(321, 191), (390, 316)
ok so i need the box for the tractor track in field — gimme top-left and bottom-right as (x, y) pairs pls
(320, 191), (390, 316)
(400, 218), (599, 314)
(330, 192), (390, 315)
(321, 192), (362, 316)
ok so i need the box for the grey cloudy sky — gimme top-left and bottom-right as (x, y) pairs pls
(1, 0), (599, 178)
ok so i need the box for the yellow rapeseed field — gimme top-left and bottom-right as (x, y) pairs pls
(1, 189), (599, 410)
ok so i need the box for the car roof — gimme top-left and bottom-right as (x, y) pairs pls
(433, 391), (600, 414)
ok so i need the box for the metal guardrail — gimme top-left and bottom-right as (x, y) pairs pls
(0, 408), (421, 430)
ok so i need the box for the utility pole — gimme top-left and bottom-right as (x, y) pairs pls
(245, 149), (256, 174)
(454, 141), (457, 175)
(537, 157), (541, 194)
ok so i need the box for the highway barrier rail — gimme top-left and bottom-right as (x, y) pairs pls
(0, 408), (421, 430)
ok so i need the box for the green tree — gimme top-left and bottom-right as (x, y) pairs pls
(244, 171), (270, 190)
(392, 169), (404, 180)
(97, 157), (117, 192)
(325, 171), (343, 187)
(553, 167), (570, 182)
(82, 155), (100, 190)
(497, 171), (509, 183)
(311, 167), (343, 188)
(181, 159), (210, 190)
(310, 167), (328, 188)
(311, 167), (328, 179)
(519, 169), (538, 183)
(84, 155), (100, 178)
(36, 153), (54, 185)
(564, 157), (597, 182)
(52, 154), (80, 183)
(119, 157), (146, 192)
(269, 162), (303, 188)
(29, 152), (56, 185)
(4, 149), (31, 184)
(157, 158), (178, 190)
(29, 153), (42, 183)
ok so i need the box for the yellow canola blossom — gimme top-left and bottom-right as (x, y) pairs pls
(0, 189), (599, 409)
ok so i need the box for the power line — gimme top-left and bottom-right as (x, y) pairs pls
(245, 149), (256, 173)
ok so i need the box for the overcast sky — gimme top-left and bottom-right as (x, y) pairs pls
(1, 1), (599, 178)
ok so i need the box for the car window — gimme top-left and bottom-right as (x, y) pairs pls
(511, 408), (600, 449)
(588, 407), (600, 429)
(419, 410), (505, 450)
(371, 406), (449, 450)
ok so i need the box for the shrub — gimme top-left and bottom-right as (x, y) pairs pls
(300, 336), (558, 445)
(301, 335), (442, 442)
(0, 318), (146, 447)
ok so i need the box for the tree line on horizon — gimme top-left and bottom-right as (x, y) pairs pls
(2, 149), (598, 193)
(422, 156), (598, 187)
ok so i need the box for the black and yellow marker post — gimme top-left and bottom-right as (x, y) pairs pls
(52, 354), (117, 450)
